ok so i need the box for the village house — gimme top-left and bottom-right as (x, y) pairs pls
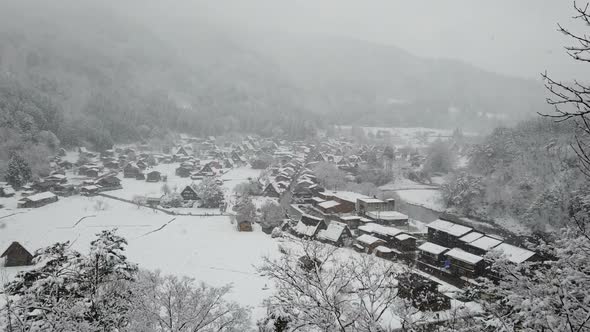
(356, 198), (396, 215)
(0, 185), (15, 197)
(146, 170), (162, 182)
(491, 243), (537, 265)
(426, 219), (473, 248)
(354, 234), (387, 254)
(462, 235), (503, 256)
(96, 175), (122, 189)
(1, 242), (33, 267)
(443, 248), (486, 279)
(317, 191), (370, 214)
(180, 186), (200, 201)
(237, 220), (253, 232)
(417, 242), (449, 268)
(365, 210), (409, 226)
(17, 191), (58, 208)
(80, 185), (101, 196)
(292, 214), (327, 239)
(123, 163), (141, 178)
(316, 221), (352, 247)
(262, 182), (281, 198)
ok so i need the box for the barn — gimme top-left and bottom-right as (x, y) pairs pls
(1, 242), (33, 267)
(17, 192), (58, 208)
(146, 171), (162, 182)
(181, 186), (199, 201)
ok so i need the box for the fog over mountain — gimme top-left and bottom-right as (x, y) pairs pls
(0, 0), (562, 143)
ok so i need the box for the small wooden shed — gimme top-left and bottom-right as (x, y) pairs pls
(1, 242), (33, 267)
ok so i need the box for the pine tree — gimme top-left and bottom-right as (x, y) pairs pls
(4, 153), (32, 188)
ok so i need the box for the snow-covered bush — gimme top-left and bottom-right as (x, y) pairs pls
(194, 177), (224, 208)
(160, 192), (183, 208)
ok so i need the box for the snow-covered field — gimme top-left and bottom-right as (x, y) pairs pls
(396, 189), (445, 212)
(0, 194), (281, 318)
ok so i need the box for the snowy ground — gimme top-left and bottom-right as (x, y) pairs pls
(380, 178), (439, 191)
(396, 189), (445, 212)
(0, 194), (282, 319)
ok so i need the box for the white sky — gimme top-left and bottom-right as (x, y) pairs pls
(194, 0), (589, 79)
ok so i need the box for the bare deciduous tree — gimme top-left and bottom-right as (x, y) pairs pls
(128, 270), (251, 332)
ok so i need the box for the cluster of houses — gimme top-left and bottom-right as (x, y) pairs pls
(416, 219), (536, 281)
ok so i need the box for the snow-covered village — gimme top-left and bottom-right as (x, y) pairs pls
(2, 1), (590, 331)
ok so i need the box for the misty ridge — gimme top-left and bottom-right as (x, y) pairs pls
(3, 0), (590, 331)
(0, 0), (547, 148)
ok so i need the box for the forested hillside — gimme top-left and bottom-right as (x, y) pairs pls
(442, 118), (586, 231)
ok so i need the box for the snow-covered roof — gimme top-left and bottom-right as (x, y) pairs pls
(2, 186), (15, 195)
(445, 248), (484, 265)
(358, 223), (404, 237)
(417, 242), (449, 255)
(459, 232), (484, 243)
(395, 234), (415, 241)
(366, 211), (408, 221)
(340, 215), (361, 221)
(356, 234), (385, 246)
(317, 222), (348, 243)
(467, 236), (503, 251)
(375, 246), (394, 253)
(493, 243), (536, 264)
(294, 221), (320, 237)
(321, 191), (370, 203)
(427, 219), (472, 237)
(358, 198), (385, 204)
(318, 200), (340, 210)
(23, 191), (57, 202)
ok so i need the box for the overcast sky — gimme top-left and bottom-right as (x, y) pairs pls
(187, 0), (589, 80)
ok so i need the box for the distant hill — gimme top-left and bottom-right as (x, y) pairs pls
(246, 34), (549, 130)
(0, 0), (549, 155)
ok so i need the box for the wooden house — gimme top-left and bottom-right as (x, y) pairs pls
(1, 242), (33, 267)
(426, 219), (472, 248)
(292, 214), (327, 238)
(135, 172), (146, 180)
(417, 242), (449, 268)
(237, 220), (253, 232)
(0, 186), (16, 197)
(17, 192), (58, 208)
(181, 186), (199, 201)
(262, 182), (281, 198)
(491, 243), (537, 265)
(374, 246), (397, 259)
(316, 221), (352, 246)
(365, 210), (409, 226)
(97, 175), (121, 189)
(355, 234), (386, 254)
(394, 233), (417, 252)
(444, 248), (486, 279)
(176, 166), (193, 178)
(136, 160), (148, 170)
(176, 146), (189, 156)
(356, 198), (396, 215)
(462, 235), (503, 256)
(146, 171), (162, 182)
(358, 223), (405, 246)
(80, 185), (101, 196)
(123, 163), (141, 178)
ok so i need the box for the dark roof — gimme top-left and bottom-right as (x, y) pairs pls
(1, 242), (32, 258)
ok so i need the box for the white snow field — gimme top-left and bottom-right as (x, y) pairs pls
(0, 194), (281, 318)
